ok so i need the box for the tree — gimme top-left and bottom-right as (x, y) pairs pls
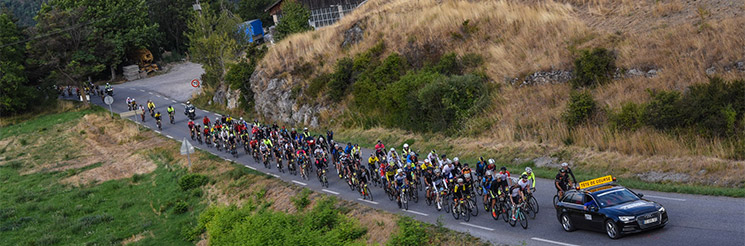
(46, 0), (159, 81)
(237, 0), (273, 26)
(26, 6), (106, 104)
(147, 0), (193, 53)
(274, 0), (312, 41)
(185, 2), (242, 104)
(0, 12), (35, 115)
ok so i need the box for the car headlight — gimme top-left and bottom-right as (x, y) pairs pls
(658, 207), (665, 213)
(618, 216), (635, 222)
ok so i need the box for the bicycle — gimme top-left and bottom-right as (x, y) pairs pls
(231, 143), (237, 157)
(524, 188), (539, 219)
(156, 119), (162, 131)
(263, 152), (271, 169)
(169, 112), (174, 124)
(451, 197), (471, 222)
(466, 194), (478, 217)
(320, 168), (329, 188)
(361, 183), (373, 201)
(509, 202), (529, 229)
(399, 186), (409, 210)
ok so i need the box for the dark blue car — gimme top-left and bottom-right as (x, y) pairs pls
(555, 184), (668, 239)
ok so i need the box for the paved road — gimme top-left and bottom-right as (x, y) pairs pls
(81, 74), (745, 246)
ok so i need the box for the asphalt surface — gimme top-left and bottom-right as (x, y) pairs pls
(78, 73), (745, 246)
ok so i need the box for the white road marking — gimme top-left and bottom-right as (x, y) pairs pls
(166, 135), (173, 139)
(531, 237), (580, 246)
(154, 130), (161, 134)
(139, 89), (145, 92)
(180, 103), (186, 106)
(223, 158), (232, 162)
(171, 100), (177, 103)
(645, 195), (686, 201)
(270, 173), (280, 178)
(404, 210), (429, 217)
(322, 189), (339, 195)
(129, 88), (135, 90)
(148, 92), (153, 95)
(156, 95), (161, 98)
(292, 180), (307, 186)
(357, 198), (379, 205)
(459, 222), (494, 231)
(245, 165), (257, 170)
(203, 110), (210, 113)
(215, 114), (222, 117)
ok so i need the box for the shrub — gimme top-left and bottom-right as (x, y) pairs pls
(291, 188), (311, 211)
(173, 201), (189, 214)
(609, 102), (644, 130)
(327, 57), (354, 102)
(178, 174), (208, 191)
(433, 52), (462, 75)
(387, 217), (427, 246)
(562, 90), (597, 128)
(306, 73), (330, 99)
(642, 90), (682, 130)
(570, 48), (616, 88)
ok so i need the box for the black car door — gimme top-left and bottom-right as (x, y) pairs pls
(582, 194), (605, 230)
(562, 192), (588, 229)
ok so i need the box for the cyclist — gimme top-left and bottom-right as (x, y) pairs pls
(401, 143), (411, 157)
(498, 166), (512, 186)
(387, 148), (400, 167)
(488, 172), (505, 212)
(496, 167), (511, 195)
(393, 169), (408, 208)
(187, 120), (195, 136)
(374, 140), (385, 157)
(203, 116), (210, 128)
(555, 169), (570, 199)
(509, 182), (526, 221)
(561, 162), (577, 187)
(521, 167), (536, 190)
(518, 174), (532, 196)
(452, 178), (466, 210)
(427, 149), (438, 166)
(351, 144), (361, 160)
(147, 100), (155, 116)
(452, 157), (461, 170)
(154, 111), (162, 124)
(482, 170), (494, 210)
(167, 105), (175, 121)
(475, 157), (486, 179)
(368, 154), (379, 174)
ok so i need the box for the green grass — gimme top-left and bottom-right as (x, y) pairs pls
(0, 154), (206, 245)
(0, 107), (104, 138)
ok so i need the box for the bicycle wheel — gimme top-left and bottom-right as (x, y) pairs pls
(490, 203), (499, 220)
(402, 191), (409, 210)
(525, 205), (536, 219)
(529, 195), (539, 214)
(425, 190), (432, 206)
(508, 208), (517, 227)
(411, 188), (419, 203)
(519, 210), (528, 229)
(469, 198), (479, 217)
(367, 187), (373, 201)
(463, 203), (471, 222)
(553, 195), (559, 208)
(502, 202), (510, 223)
(451, 202), (459, 219)
(387, 188), (395, 201)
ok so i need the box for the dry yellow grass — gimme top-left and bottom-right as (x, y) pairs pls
(257, 0), (745, 186)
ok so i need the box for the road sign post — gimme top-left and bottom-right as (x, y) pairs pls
(180, 138), (195, 169)
(104, 96), (114, 118)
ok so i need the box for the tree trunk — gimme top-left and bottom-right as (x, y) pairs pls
(110, 65), (116, 81)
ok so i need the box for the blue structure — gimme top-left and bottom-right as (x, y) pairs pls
(240, 19), (264, 43)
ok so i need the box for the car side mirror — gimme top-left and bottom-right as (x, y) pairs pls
(637, 193), (644, 198)
(590, 206), (598, 212)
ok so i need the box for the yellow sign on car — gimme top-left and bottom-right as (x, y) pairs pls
(579, 175), (614, 189)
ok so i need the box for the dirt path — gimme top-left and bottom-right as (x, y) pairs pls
(120, 62), (204, 102)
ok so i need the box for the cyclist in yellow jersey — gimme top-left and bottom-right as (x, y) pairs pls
(521, 167), (536, 189)
(368, 155), (379, 166)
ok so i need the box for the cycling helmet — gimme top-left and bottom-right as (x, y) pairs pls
(441, 154), (446, 158)
(464, 173), (471, 179)
(561, 162), (569, 167)
(403, 143), (409, 148)
(500, 166), (507, 171)
(157, 111), (160, 114)
(390, 148), (395, 152)
(424, 159), (430, 163)
(479, 157), (484, 162)
(370, 153), (374, 156)
(464, 163), (469, 167)
(525, 167), (533, 173)
(397, 169), (403, 174)
(521, 174), (528, 179)
(195, 123), (199, 127)
(431, 149), (436, 153)
(304, 127), (308, 131)
(230, 134), (234, 137)
(485, 170), (493, 177)
(240, 117), (243, 121)
(186, 100), (191, 104)
(453, 157), (459, 162)
(488, 159), (495, 164)
(435, 168), (441, 173)
(457, 178), (464, 183)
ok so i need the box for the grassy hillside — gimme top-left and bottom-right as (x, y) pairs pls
(0, 102), (488, 245)
(250, 0), (745, 192)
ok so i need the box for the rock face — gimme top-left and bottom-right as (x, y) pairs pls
(509, 67), (661, 86)
(250, 69), (322, 127)
(341, 22), (364, 49)
(226, 88), (240, 109)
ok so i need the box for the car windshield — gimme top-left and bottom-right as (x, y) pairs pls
(594, 189), (639, 208)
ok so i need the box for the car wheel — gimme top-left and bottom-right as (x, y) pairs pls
(605, 219), (622, 239)
(561, 214), (575, 232)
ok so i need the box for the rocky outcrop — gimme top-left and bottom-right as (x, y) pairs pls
(250, 69), (323, 127)
(341, 22), (365, 49)
(509, 67), (662, 87)
(226, 88), (240, 109)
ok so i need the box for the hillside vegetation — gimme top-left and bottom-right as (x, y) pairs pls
(252, 0), (745, 190)
(0, 103), (488, 245)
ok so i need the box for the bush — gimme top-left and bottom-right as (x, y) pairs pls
(387, 217), (427, 246)
(679, 77), (744, 137)
(433, 53), (462, 75)
(327, 57), (354, 102)
(173, 201), (189, 214)
(609, 102), (644, 130)
(642, 90), (681, 130)
(291, 188), (311, 211)
(563, 90), (597, 128)
(571, 48), (616, 88)
(417, 74), (491, 132)
(178, 174), (208, 191)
